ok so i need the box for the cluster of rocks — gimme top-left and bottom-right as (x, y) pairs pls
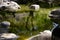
(1, 0), (60, 40)
(0, 0), (41, 40)
(0, 0), (40, 12)
(0, 0), (21, 37)
(0, 21), (19, 40)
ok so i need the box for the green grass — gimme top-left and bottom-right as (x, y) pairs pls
(16, 5), (30, 13)
(16, 5), (60, 40)
(1, 5), (60, 40)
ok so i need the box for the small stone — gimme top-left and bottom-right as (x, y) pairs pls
(30, 4), (40, 11)
(1, 21), (10, 27)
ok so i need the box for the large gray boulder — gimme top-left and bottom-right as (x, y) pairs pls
(7, 1), (21, 12)
(0, 0), (21, 12)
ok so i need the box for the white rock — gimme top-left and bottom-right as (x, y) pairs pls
(30, 4), (40, 11)
(1, 21), (10, 26)
(7, 1), (21, 11)
(0, 0), (21, 12)
(27, 30), (52, 40)
(43, 30), (51, 34)
(1, 33), (19, 39)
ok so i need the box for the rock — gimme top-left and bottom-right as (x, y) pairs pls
(7, 1), (21, 12)
(1, 33), (19, 39)
(0, 0), (21, 12)
(49, 9), (60, 19)
(27, 30), (51, 40)
(30, 4), (40, 11)
(1, 21), (10, 27)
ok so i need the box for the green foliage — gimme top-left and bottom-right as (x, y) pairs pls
(0, 5), (60, 40)
(0, 8), (53, 34)
(34, 8), (52, 32)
